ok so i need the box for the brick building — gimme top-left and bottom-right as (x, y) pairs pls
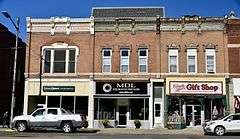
(24, 7), (230, 129)
(24, 17), (94, 124)
(0, 23), (26, 123)
(227, 12), (240, 113)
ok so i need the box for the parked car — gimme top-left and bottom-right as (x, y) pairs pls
(11, 107), (85, 133)
(203, 113), (240, 136)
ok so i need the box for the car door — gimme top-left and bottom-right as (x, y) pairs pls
(224, 115), (240, 132)
(30, 109), (46, 127)
(45, 109), (59, 127)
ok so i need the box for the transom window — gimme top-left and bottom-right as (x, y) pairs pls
(138, 48), (148, 73)
(120, 48), (130, 73)
(102, 49), (112, 73)
(206, 49), (216, 73)
(43, 44), (78, 74)
(187, 49), (197, 73)
(168, 49), (178, 73)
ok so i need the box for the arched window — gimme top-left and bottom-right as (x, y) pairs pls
(42, 43), (79, 74)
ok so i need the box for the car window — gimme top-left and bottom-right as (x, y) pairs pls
(232, 115), (240, 120)
(47, 109), (58, 115)
(32, 109), (46, 117)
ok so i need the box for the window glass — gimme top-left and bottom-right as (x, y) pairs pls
(44, 50), (51, 73)
(155, 104), (161, 117)
(232, 115), (240, 120)
(139, 50), (147, 56)
(103, 50), (111, 56)
(102, 49), (112, 72)
(53, 50), (66, 73)
(47, 109), (58, 115)
(68, 50), (75, 73)
(130, 99), (149, 120)
(188, 56), (196, 72)
(32, 109), (45, 117)
(170, 56), (177, 72)
(94, 98), (115, 120)
(154, 86), (162, 98)
(120, 49), (129, 73)
(121, 50), (129, 56)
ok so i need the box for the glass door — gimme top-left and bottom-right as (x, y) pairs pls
(118, 106), (127, 126)
(186, 105), (201, 126)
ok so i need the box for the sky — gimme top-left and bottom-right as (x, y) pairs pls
(0, 0), (240, 41)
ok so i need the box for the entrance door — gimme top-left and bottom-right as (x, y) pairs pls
(186, 105), (201, 126)
(118, 106), (127, 126)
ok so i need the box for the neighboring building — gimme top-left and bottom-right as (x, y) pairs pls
(24, 17), (94, 125)
(227, 12), (240, 113)
(0, 23), (26, 122)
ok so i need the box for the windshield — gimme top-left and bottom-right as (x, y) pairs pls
(61, 108), (72, 114)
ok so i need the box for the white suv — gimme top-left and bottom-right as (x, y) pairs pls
(203, 113), (240, 136)
(11, 108), (85, 133)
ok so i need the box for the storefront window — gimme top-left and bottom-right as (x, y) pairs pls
(28, 96), (46, 114)
(61, 96), (74, 113)
(130, 99), (149, 120)
(75, 96), (88, 115)
(94, 98), (115, 120)
(47, 96), (60, 107)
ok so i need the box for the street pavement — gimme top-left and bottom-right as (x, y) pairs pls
(0, 127), (240, 139)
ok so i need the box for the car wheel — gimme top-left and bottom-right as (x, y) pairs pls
(61, 122), (73, 133)
(16, 121), (27, 132)
(214, 126), (225, 136)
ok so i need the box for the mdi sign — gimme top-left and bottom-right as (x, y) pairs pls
(96, 82), (147, 94)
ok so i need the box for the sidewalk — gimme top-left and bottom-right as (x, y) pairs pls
(97, 127), (204, 135)
(0, 126), (204, 135)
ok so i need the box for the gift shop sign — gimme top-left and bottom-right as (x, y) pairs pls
(170, 81), (222, 94)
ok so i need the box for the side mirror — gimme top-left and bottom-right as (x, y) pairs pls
(227, 118), (231, 122)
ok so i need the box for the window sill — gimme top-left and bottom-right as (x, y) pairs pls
(42, 73), (78, 77)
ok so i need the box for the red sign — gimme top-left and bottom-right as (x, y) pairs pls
(170, 81), (222, 95)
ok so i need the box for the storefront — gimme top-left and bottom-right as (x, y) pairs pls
(93, 81), (151, 128)
(166, 77), (226, 127)
(232, 78), (240, 113)
(23, 79), (92, 117)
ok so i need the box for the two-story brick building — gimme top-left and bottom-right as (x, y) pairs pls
(227, 12), (240, 113)
(24, 7), (230, 129)
(24, 17), (94, 124)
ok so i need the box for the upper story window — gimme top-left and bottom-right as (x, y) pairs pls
(43, 44), (78, 74)
(205, 49), (216, 73)
(187, 49), (197, 73)
(102, 48), (112, 73)
(168, 49), (178, 73)
(120, 48), (130, 73)
(138, 48), (148, 73)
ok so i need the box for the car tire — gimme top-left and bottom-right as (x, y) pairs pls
(214, 126), (225, 136)
(61, 122), (73, 133)
(16, 121), (27, 132)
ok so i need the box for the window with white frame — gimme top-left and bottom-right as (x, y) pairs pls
(138, 48), (148, 72)
(102, 48), (112, 73)
(120, 48), (130, 73)
(206, 49), (216, 73)
(187, 49), (197, 73)
(168, 49), (178, 73)
(43, 46), (77, 74)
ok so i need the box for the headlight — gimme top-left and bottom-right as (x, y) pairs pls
(208, 122), (215, 125)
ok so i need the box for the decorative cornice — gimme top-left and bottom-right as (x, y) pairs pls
(27, 17), (92, 34)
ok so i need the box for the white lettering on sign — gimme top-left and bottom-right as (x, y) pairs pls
(170, 82), (222, 94)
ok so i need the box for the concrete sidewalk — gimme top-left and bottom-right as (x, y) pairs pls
(0, 127), (204, 135)
(97, 127), (204, 135)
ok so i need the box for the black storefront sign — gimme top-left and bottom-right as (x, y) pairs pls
(96, 82), (147, 94)
(43, 86), (75, 92)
